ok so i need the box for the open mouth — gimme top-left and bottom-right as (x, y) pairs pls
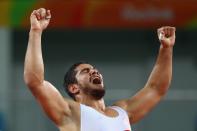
(91, 76), (102, 84)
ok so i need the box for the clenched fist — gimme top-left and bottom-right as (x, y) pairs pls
(30, 8), (51, 31)
(157, 26), (176, 48)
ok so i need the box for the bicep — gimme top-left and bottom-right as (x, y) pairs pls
(28, 80), (71, 126)
(114, 87), (162, 124)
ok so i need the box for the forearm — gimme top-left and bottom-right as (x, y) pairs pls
(24, 29), (44, 87)
(146, 45), (173, 94)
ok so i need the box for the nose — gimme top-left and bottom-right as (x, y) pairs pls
(90, 69), (99, 75)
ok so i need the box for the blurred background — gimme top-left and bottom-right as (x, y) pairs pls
(0, 0), (197, 131)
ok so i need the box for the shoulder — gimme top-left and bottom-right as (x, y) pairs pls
(112, 99), (133, 117)
(112, 99), (129, 111)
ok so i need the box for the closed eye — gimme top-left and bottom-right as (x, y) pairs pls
(81, 68), (90, 73)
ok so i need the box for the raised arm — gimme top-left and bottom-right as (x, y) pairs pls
(114, 26), (176, 124)
(24, 8), (71, 126)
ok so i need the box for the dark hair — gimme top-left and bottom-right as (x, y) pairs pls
(63, 61), (88, 100)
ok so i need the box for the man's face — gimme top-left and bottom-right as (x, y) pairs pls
(75, 64), (105, 99)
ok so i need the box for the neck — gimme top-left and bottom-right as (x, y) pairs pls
(76, 95), (106, 112)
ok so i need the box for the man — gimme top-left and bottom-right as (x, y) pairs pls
(24, 8), (176, 131)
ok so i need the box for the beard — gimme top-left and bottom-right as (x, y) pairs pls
(82, 86), (105, 100)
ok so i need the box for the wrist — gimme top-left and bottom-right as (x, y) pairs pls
(160, 45), (173, 53)
(160, 44), (174, 49)
(29, 28), (43, 35)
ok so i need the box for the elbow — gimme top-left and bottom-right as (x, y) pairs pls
(149, 79), (172, 95)
(158, 83), (171, 95)
(160, 77), (172, 94)
(24, 71), (43, 88)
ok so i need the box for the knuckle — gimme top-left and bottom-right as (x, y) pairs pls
(40, 8), (45, 10)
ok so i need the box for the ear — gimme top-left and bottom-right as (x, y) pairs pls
(68, 84), (80, 94)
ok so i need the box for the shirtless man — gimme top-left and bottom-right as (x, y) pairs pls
(24, 8), (176, 131)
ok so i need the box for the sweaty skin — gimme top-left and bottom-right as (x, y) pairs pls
(24, 8), (176, 131)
